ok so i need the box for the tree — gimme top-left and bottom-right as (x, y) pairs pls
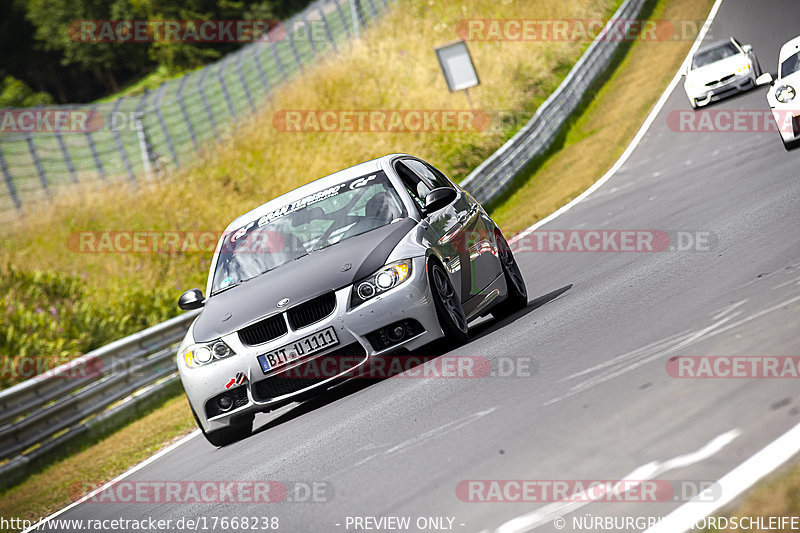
(0, 76), (54, 107)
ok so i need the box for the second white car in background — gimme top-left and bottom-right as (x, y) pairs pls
(684, 37), (760, 109)
(756, 35), (800, 150)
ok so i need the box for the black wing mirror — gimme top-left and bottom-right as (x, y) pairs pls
(421, 187), (457, 216)
(178, 288), (205, 310)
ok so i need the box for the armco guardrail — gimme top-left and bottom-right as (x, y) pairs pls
(0, 0), (644, 488)
(0, 309), (198, 488)
(0, 0), (393, 213)
(461, 0), (645, 204)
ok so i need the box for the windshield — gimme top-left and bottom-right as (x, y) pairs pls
(210, 171), (406, 294)
(691, 42), (739, 69)
(781, 51), (800, 78)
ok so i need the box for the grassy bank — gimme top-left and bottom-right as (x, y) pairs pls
(705, 461), (800, 532)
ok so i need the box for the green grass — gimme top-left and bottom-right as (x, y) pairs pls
(0, 265), (175, 389)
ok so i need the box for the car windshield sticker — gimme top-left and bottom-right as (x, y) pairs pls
(220, 276), (232, 288)
(227, 173), (387, 242)
(255, 183), (345, 228)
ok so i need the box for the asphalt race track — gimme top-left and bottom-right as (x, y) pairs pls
(43, 0), (800, 531)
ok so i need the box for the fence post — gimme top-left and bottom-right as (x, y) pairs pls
(25, 136), (49, 194)
(301, 14), (318, 54)
(269, 41), (289, 82)
(317, 6), (337, 51)
(197, 67), (219, 137)
(364, 0), (378, 18)
(54, 133), (78, 184)
(110, 98), (136, 181)
(286, 18), (305, 73)
(250, 41), (273, 97)
(134, 114), (156, 180)
(334, 0), (351, 38)
(216, 61), (237, 118)
(134, 91), (156, 179)
(153, 84), (179, 166)
(176, 75), (198, 150)
(83, 106), (106, 181)
(0, 145), (21, 210)
(235, 52), (256, 113)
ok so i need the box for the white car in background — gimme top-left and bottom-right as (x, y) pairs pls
(756, 35), (800, 150)
(684, 37), (760, 109)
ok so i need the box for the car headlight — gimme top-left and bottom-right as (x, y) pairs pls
(350, 260), (412, 308)
(736, 63), (751, 76)
(776, 85), (796, 103)
(181, 340), (236, 368)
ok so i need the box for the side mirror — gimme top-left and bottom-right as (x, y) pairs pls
(756, 72), (774, 86)
(178, 288), (205, 310)
(742, 44), (753, 53)
(421, 187), (457, 216)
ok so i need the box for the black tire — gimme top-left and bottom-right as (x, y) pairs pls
(782, 137), (800, 151)
(192, 406), (253, 447)
(491, 232), (528, 320)
(428, 260), (469, 345)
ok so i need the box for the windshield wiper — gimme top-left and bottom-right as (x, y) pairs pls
(211, 276), (254, 296)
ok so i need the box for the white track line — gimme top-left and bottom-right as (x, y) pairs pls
(23, 430), (200, 532)
(495, 429), (740, 533)
(644, 420), (800, 533)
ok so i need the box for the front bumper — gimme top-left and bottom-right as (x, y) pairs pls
(769, 106), (800, 143)
(178, 256), (443, 432)
(685, 72), (755, 106)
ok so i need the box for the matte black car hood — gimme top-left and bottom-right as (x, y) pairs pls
(192, 218), (417, 342)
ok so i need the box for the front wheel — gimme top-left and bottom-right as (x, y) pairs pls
(192, 406), (253, 447)
(429, 261), (469, 345)
(782, 137), (800, 151)
(491, 232), (528, 320)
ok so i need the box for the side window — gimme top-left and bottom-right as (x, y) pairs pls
(395, 161), (429, 210)
(404, 160), (453, 191)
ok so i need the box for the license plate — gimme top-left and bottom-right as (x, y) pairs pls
(257, 326), (339, 374)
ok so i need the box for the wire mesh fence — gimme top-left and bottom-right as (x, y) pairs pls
(0, 0), (391, 213)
